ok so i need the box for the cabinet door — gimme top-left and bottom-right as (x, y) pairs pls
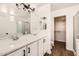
(27, 42), (38, 56)
(76, 39), (79, 56)
(7, 47), (26, 56)
(38, 39), (43, 56)
(43, 37), (48, 54)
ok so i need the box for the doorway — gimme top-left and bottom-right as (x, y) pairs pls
(54, 16), (66, 55)
(50, 16), (74, 56)
(54, 16), (66, 43)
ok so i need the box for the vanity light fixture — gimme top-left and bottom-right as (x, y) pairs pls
(40, 16), (47, 23)
(16, 3), (35, 13)
(41, 16), (47, 30)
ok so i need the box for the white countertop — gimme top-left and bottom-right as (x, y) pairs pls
(0, 30), (48, 56)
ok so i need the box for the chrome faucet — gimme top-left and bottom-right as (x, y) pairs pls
(11, 35), (19, 40)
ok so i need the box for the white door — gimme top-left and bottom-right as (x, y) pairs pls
(38, 39), (43, 56)
(7, 47), (26, 56)
(27, 42), (38, 56)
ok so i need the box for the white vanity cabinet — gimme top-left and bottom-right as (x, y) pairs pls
(7, 41), (38, 56)
(75, 39), (79, 56)
(7, 47), (26, 56)
(6, 36), (49, 56)
(27, 42), (38, 56)
(38, 36), (49, 56)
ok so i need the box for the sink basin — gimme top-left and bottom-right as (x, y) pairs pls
(0, 34), (9, 40)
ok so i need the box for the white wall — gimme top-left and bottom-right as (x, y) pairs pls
(52, 5), (79, 51)
(37, 4), (52, 54)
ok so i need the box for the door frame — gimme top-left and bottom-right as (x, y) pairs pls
(73, 11), (79, 52)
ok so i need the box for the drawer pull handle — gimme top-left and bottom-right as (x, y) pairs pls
(23, 50), (26, 56)
(28, 47), (30, 53)
(43, 39), (46, 43)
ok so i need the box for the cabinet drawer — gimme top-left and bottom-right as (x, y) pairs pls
(7, 47), (26, 56)
(27, 42), (38, 56)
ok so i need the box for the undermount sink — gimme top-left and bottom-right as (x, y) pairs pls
(0, 34), (9, 40)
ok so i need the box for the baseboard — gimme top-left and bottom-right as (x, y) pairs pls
(51, 41), (54, 46)
(66, 48), (76, 56)
(55, 40), (66, 43)
(72, 50), (77, 56)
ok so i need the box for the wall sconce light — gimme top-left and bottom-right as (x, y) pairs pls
(40, 16), (47, 30)
(41, 16), (47, 20)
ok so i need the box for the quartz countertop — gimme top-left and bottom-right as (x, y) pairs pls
(0, 30), (48, 56)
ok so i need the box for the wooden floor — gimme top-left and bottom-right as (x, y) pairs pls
(44, 41), (74, 56)
(50, 41), (74, 56)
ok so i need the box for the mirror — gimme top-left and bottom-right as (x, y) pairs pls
(0, 3), (47, 40)
(17, 21), (31, 34)
(0, 3), (31, 39)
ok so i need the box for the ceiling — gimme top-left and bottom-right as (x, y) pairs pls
(51, 3), (79, 11)
(35, 3), (79, 11)
(0, 3), (79, 12)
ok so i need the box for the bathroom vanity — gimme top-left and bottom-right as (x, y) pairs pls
(0, 30), (50, 56)
(0, 4), (51, 56)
